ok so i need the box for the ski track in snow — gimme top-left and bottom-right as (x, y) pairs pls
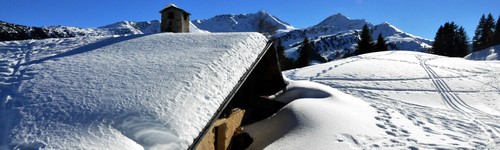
(417, 55), (500, 146)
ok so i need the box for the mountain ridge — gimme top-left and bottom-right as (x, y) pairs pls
(1, 12), (432, 59)
(272, 13), (432, 61)
(192, 11), (295, 35)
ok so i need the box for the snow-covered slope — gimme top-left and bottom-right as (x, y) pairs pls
(273, 14), (433, 61)
(372, 22), (433, 50)
(246, 51), (499, 149)
(192, 11), (295, 35)
(465, 44), (500, 60)
(0, 33), (267, 149)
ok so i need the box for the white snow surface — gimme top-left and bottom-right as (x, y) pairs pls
(465, 44), (500, 60)
(0, 33), (268, 149)
(246, 51), (500, 149)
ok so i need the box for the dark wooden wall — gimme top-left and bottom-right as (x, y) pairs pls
(227, 42), (287, 124)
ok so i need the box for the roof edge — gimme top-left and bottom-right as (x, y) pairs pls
(188, 41), (275, 150)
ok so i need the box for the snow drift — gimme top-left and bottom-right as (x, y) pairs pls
(244, 81), (385, 149)
(465, 44), (500, 60)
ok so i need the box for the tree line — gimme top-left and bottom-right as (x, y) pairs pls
(354, 24), (388, 55)
(275, 38), (327, 70)
(430, 13), (500, 57)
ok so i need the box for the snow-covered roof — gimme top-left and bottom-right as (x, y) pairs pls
(5, 33), (268, 149)
(159, 3), (190, 15)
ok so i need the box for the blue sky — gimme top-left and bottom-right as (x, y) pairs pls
(1, 0), (499, 39)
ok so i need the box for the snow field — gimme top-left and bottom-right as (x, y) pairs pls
(251, 51), (500, 149)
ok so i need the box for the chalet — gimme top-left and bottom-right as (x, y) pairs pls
(160, 4), (190, 33)
(7, 33), (286, 150)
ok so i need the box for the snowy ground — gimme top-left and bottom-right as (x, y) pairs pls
(246, 51), (500, 149)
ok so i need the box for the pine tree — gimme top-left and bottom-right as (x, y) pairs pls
(432, 22), (469, 57)
(472, 15), (485, 51)
(436, 22), (456, 56)
(473, 13), (496, 51)
(296, 38), (314, 68)
(484, 14), (496, 48)
(275, 40), (294, 70)
(432, 25), (446, 55)
(355, 24), (374, 55)
(374, 33), (388, 52)
(453, 27), (470, 57)
(442, 22), (456, 56)
(494, 15), (500, 46)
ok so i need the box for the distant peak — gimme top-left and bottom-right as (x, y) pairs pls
(375, 22), (399, 30)
(332, 13), (348, 18)
(314, 13), (370, 29)
(372, 22), (404, 36)
(325, 13), (350, 21)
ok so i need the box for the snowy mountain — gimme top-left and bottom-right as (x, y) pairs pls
(314, 13), (371, 30)
(0, 20), (207, 41)
(98, 20), (161, 35)
(273, 14), (433, 61)
(0, 21), (150, 41)
(0, 21), (100, 41)
(465, 44), (500, 60)
(192, 11), (295, 35)
(1, 11), (294, 41)
(2, 12), (432, 57)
